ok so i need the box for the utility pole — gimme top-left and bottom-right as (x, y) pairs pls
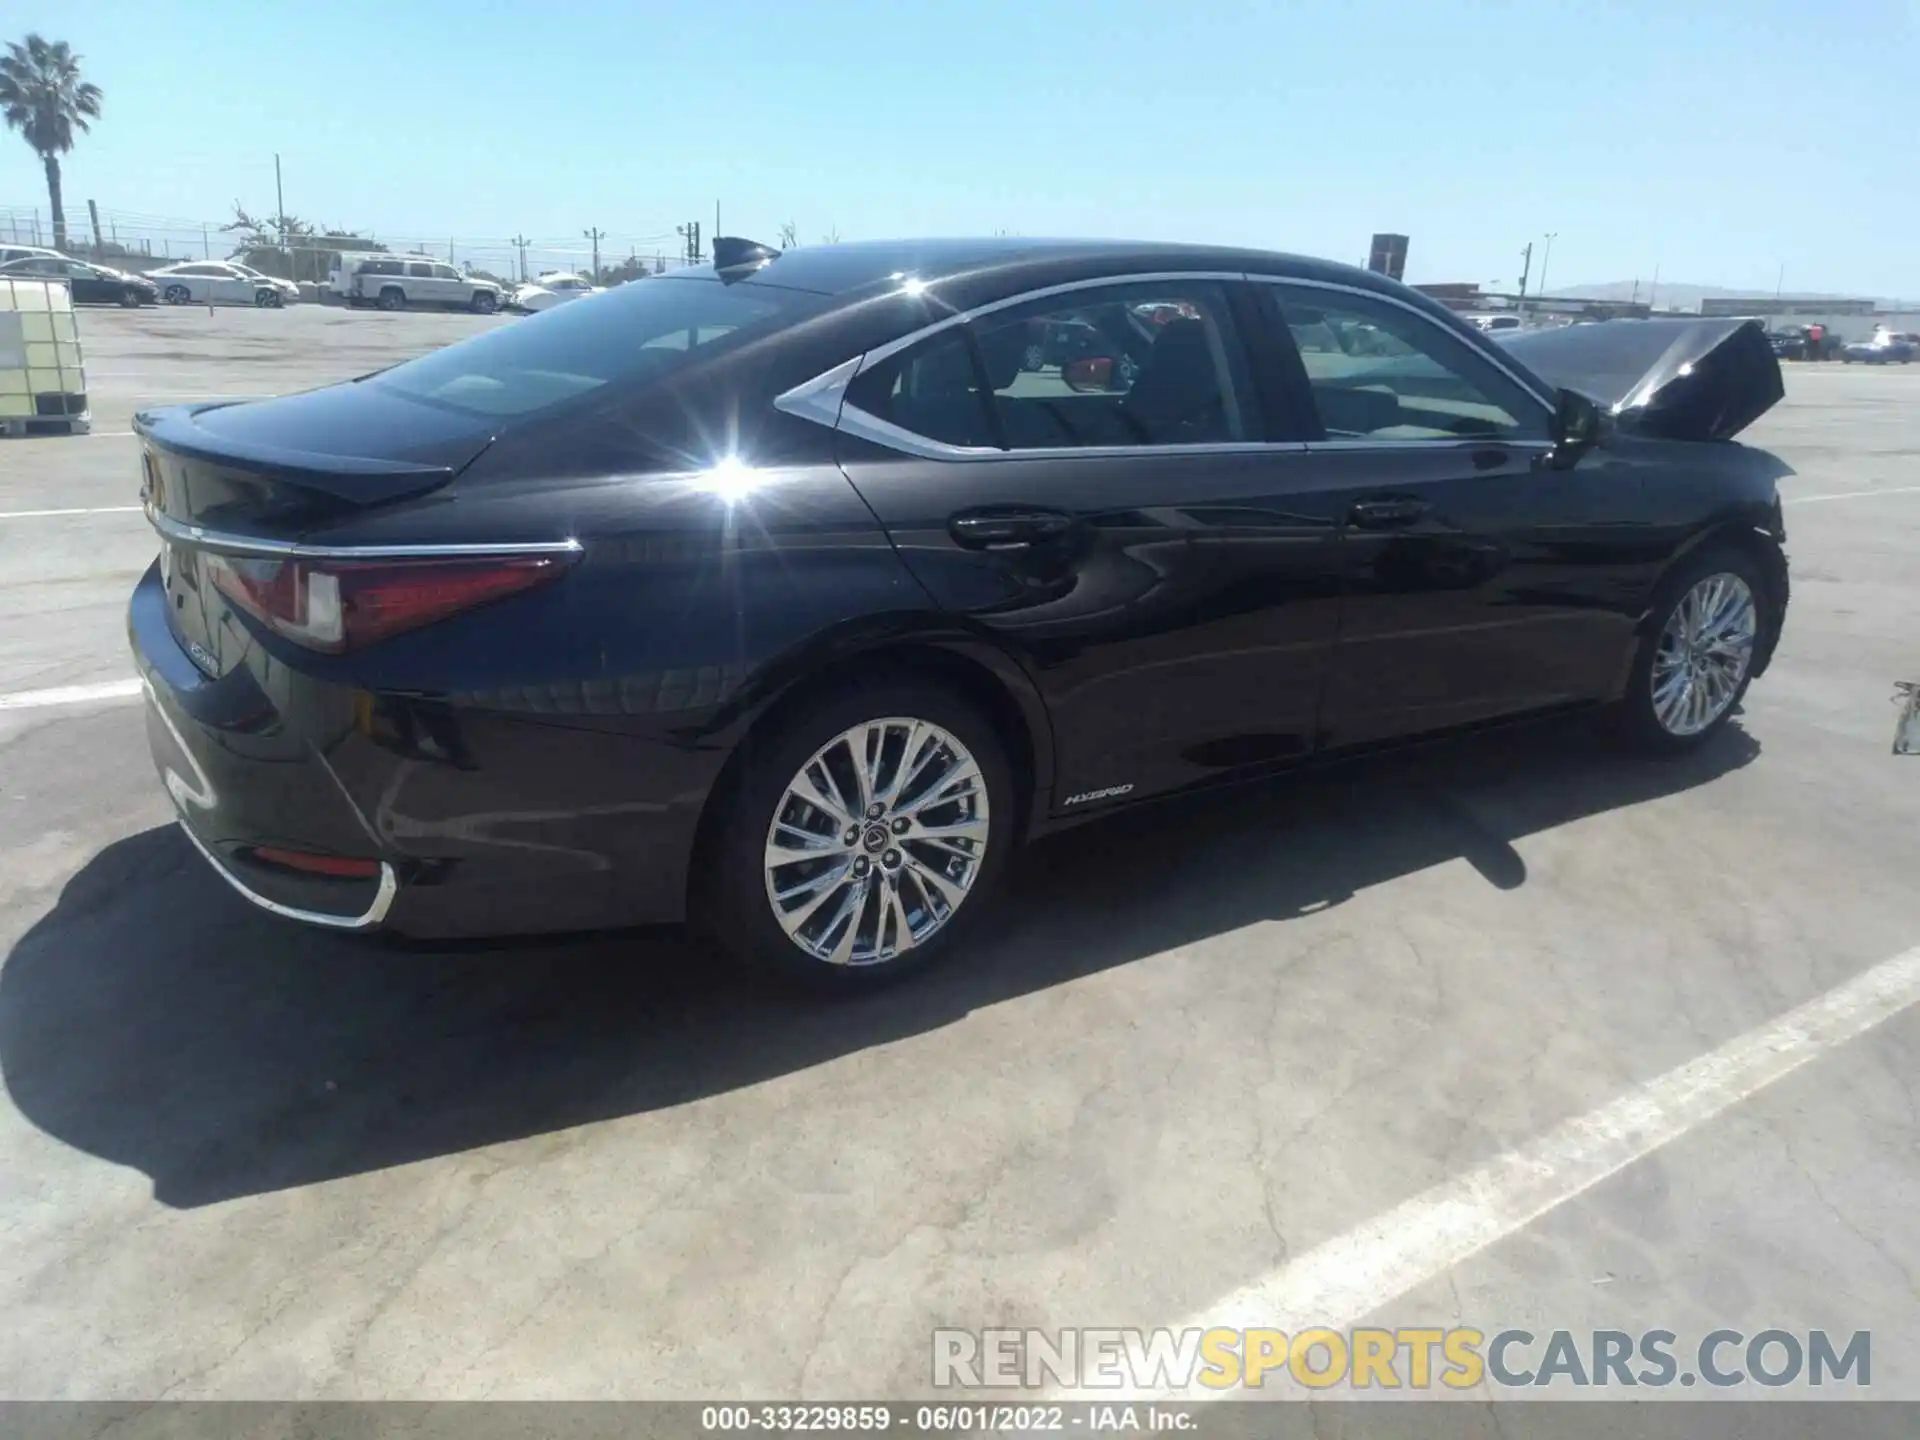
(1517, 242), (1533, 315)
(1649, 264), (1660, 312)
(584, 226), (606, 282)
(202, 225), (210, 258)
(274, 153), (287, 249)
(1774, 262), (1785, 307)
(87, 199), (103, 255)
(510, 234), (530, 283)
(1538, 232), (1557, 304)
(677, 221), (701, 265)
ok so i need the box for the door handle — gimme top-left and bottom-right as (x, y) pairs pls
(949, 509), (1075, 550)
(1348, 498), (1430, 528)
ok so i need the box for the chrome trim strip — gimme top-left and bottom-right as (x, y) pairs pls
(773, 354), (861, 430)
(145, 506), (584, 560)
(1302, 438), (1556, 454)
(1242, 273), (1559, 413)
(852, 269), (1251, 376)
(176, 819), (398, 930)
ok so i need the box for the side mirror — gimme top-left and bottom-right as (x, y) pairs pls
(1063, 356), (1118, 393)
(1549, 387), (1602, 469)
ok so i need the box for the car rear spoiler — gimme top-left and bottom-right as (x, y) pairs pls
(1494, 317), (1784, 442)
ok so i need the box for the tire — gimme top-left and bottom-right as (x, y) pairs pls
(119, 286), (143, 308)
(255, 289), (281, 308)
(1616, 545), (1769, 756)
(378, 287), (405, 312)
(163, 284), (190, 305)
(702, 678), (1014, 991)
(470, 291), (498, 314)
(1022, 342), (1045, 372)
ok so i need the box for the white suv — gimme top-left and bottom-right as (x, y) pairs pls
(338, 256), (502, 313)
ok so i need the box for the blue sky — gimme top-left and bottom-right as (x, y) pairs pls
(3, 0), (1916, 294)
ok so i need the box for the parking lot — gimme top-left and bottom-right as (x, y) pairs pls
(1, 307), (1917, 1403)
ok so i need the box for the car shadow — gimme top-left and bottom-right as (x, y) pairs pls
(0, 715), (1759, 1208)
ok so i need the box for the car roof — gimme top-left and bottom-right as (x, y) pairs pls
(689, 236), (1423, 302)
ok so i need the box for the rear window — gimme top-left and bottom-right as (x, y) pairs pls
(371, 276), (822, 418)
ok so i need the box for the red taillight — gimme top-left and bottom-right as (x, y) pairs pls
(250, 847), (383, 878)
(206, 552), (571, 653)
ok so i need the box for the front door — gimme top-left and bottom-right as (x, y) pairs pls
(832, 276), (1351, 808)
(1254, 281), (1645, 748)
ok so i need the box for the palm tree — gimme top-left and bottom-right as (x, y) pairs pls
(0, 35), (104, 253)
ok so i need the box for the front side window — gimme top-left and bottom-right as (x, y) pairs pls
(844, 280), (1251, 452)
(433, 264), (460, 280)
(373, 275), (819, 418)
(1267, 286), (1547, 442)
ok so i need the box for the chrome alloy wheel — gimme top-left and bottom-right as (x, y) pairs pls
(763, 717), (990, 966)
(1651, 572), (1758, 737)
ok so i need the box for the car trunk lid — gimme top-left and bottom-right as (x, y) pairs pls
(137, 386), (499, 677)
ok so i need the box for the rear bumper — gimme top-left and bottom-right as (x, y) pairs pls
(128, 560), (711, 938)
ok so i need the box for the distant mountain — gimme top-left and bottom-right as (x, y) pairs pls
(1551, 280), (1913, 311)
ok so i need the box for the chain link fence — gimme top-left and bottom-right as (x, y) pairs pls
(0, 204), (706, 289)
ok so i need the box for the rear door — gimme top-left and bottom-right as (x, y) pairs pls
(1253, 280), (1644, 747)
(831, 275), (1352, 808)
(406, 262), (436, 304)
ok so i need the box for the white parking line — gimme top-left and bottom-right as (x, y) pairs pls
(0, 505), (143, 519)
(1786, 484), (1920, 505)
(1111, 940), (1920, 1400)
(0, 678), (144, 710)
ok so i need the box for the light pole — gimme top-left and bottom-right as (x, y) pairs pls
(1538, 233), (1558, 307)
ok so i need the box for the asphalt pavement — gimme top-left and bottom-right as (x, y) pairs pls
(1, 307), (1917, 1408)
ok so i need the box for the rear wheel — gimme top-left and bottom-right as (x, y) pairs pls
(378, 287), (405, 311)
(703, 680), (1013, 990)
(1618, 546), (1766, 755)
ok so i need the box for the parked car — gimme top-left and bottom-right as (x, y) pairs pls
(334, 255), (502, 313)
(510, 272), (599, 313)
(130, 236), (1790, 990)
(148, 261), (294, 308)
(0, 243), (69, 268)
(1841, 329), (1917, 364)
(1766, 329), (1809, 361)
(0, 254), (157, 306)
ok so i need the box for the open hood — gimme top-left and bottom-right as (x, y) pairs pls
(1494, 317), (1784, 442)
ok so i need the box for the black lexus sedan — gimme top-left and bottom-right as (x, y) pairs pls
(130, 236), (1790, 987)
(0, 253), (158, 306)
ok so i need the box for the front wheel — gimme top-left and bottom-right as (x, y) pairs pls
(163, 284), (191, 305)
(471, 291), (498, 314)
(1617, 547), (1767, 755)
(703, 680), (1013, 990)
(119, 286), (144, 308)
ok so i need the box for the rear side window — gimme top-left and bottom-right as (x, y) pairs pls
(844, 280), (1252, 452)
(406, 262), (433, 278)
(362, 260), (401, 276)
(1266, 286), (1548, 442)
(373, 276), (822, 418)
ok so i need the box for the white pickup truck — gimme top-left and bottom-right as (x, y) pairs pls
(330, 253), (503, 313)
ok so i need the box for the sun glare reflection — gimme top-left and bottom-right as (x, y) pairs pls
(698, 454), (765, 503)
